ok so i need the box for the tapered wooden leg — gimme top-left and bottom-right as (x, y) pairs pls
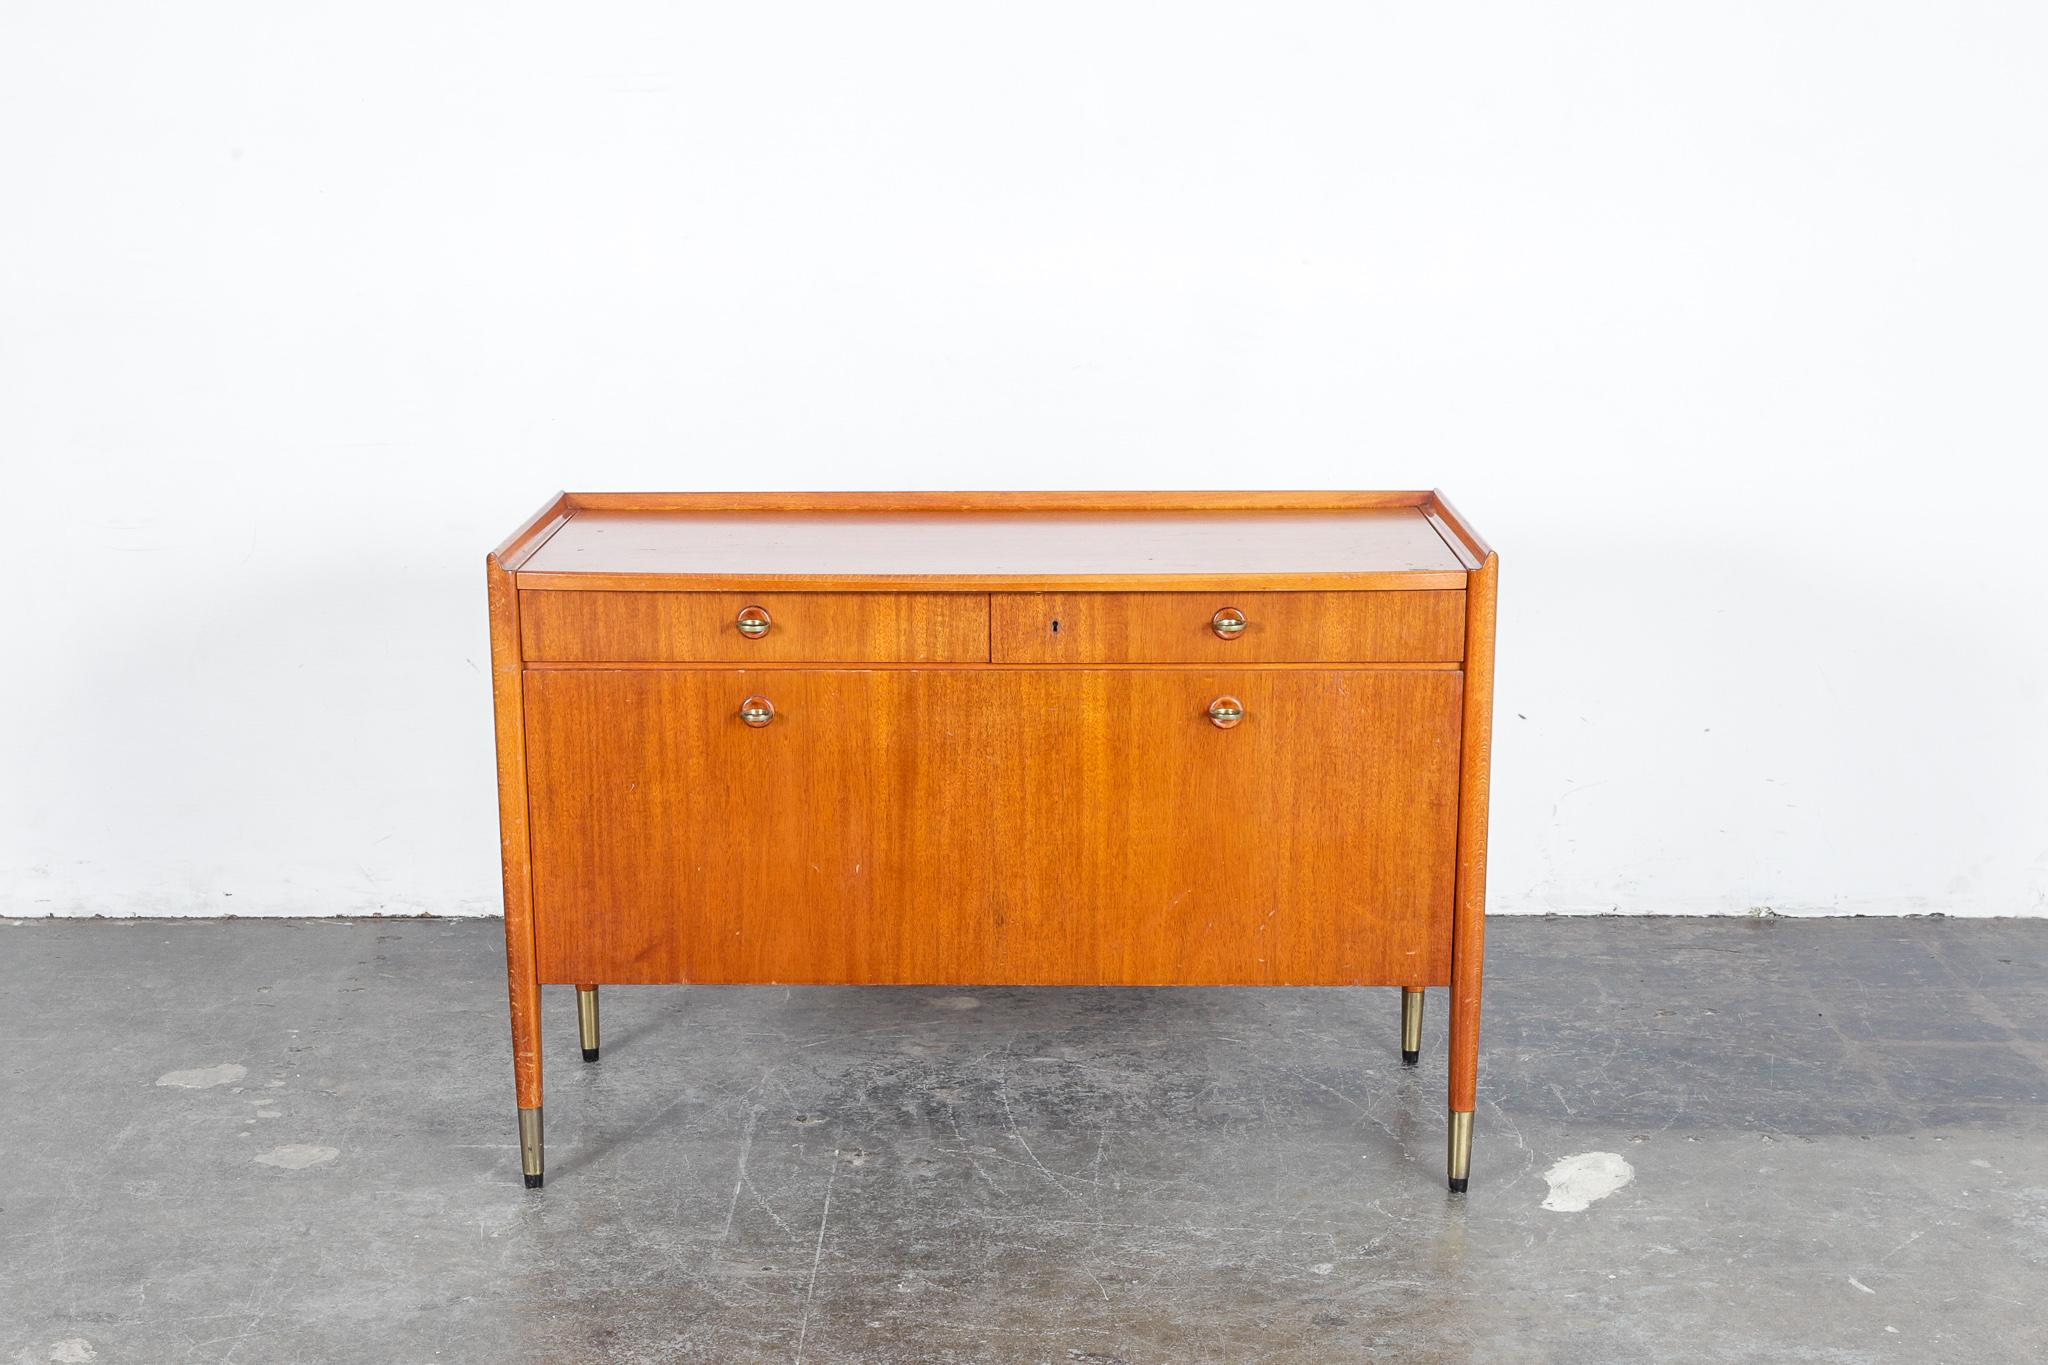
(1447, 968), (1481, 1192)
(500, 868), (544, 1189)
(508, 975), (543, 1188)
(577, 985), (600, 1062)
(489, 555), (546, 1189)
(1401, 988), (1424, 1065)
(1447, 540), (1497, 1194)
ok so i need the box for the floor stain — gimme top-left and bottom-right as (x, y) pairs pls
(1541, 1151), (1635, 1212)
(252, 1144), (339, 1170)
(154, 1063), (245, 1089)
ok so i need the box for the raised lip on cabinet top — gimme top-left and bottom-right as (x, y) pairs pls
(489, 491), (1494, 591)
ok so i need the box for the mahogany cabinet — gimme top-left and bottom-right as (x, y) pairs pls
(487, 492), (1497, 1191)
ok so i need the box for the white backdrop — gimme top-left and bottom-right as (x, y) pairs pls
(3, 4), (2044, 919)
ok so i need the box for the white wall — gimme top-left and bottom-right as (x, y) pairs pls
(3, 3), (2044, 919)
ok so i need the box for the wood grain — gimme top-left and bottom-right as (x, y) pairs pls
(992, 591), (1465, 664)
(1448, 551), (1499, 1115)
(524, 670), (995, 985)
(520, 590), (992, 663)
(989, 669), (1462, 986)
(522, 668), (1461, 986)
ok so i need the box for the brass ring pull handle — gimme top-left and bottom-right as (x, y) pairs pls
(739, 696), (776, 727)
(736, 606), (772, 638)
(1207, 696), (1245, 729)
(1211, 607), (1248, 639)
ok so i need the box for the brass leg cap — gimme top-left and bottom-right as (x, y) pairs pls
(1401, 989), (1424, 1066)
(577, 987), (601, 1064)
(519, 1106), (545, 1190)
(1447, 1109), (1473, 1194)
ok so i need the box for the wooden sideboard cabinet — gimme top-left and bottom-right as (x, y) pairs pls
(487, 492), (1498, 1191)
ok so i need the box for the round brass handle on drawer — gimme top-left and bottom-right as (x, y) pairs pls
(739, 696), (776, 727)
(736, 606), (772, 639)
(1207, 696), (1245, 729)
(1211, 607), (1248, 640)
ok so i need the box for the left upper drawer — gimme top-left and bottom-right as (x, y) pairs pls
(520, 591), (991, 663)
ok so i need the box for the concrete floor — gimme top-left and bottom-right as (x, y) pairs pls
(1, 918), (2044, 1364)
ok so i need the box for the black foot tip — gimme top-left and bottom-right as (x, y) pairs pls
(1402, 1049), (1420, 1065)
(582, 1047), (600, 1063)
(524, 1172), (544, 1190)
(1447, 1177), (1468, 1194)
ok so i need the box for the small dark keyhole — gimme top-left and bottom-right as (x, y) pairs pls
(1050, 619), (1061, 634)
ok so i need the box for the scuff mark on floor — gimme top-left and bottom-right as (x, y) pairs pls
(792, 1146), (843, 1365)
(155, 1063), (246, 1089)
(252, 1144), (338, 1170)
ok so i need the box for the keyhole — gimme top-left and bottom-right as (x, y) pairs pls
(1050, 619), (1061, 634)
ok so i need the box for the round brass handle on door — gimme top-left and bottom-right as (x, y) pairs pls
(1211, 607), (1248, 639)
(736, 606), (772, 638)
(739, 696), (776, 727)
(1207, 696), (1245, 729)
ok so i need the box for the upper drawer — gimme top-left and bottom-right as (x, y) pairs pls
(521, 591), (991, 663)
(991, 591), (1464, 664)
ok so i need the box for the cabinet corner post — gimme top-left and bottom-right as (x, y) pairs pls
(1447, 551), (1497, 1186)
(489, 556), (545, 1168)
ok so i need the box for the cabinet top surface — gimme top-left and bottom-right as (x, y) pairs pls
(498, 492), (1489, 589)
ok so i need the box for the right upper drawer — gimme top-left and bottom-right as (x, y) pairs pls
(991, 591), (1465, 664)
